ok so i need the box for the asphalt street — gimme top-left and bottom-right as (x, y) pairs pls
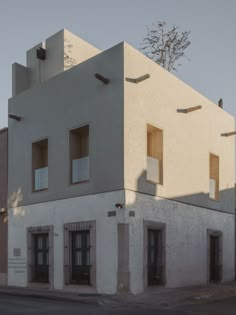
(1, 294), (236, 315)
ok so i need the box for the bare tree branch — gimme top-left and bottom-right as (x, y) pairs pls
(140, 21), (191, 72)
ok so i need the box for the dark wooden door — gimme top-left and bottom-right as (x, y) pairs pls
(148, 229), (163, 285)
(33, 233), (49, 283)
(210, 235), (220, 281)
(71, 230), (90, 285)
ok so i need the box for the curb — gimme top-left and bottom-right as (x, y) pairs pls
(0, 289), (100, 305)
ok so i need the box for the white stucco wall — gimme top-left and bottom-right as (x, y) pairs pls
(8, 188), (235, 294)
(124, 42), (235, 213)
(8, 190), (125, 294)
(126, 190), (235, 294)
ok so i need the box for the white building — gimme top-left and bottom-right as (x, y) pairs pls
(8, 29), (235, 294)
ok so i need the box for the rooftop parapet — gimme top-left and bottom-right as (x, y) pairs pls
(12, 29), (100, 96)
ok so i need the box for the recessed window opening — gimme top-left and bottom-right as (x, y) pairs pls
(70, 125), (90, 184)
(32, 139), (48, 191)
(147, 124), (163, 184)
(70, 230), (90, 285)
(209, 153), (219, 200)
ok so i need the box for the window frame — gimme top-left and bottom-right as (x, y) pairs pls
(146, 123), (164, 185)
(64, 221), (96, 288)
(32, 137), (49, 193)
(69, 124), (90, 186)
(209, 153), (220, 201)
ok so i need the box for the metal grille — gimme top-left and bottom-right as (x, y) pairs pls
(27, 225), (53, 286)
(64, 221), (93, 231)
(64, 221), (95, 286)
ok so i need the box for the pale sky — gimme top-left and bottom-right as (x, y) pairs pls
(0, 0), (236, 128)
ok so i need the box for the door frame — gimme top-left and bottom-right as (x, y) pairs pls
(143, 220), (166, 289)
(33, 233), (49, 283)
(27, 225), (54, 288)
(64, 221), (96, 289)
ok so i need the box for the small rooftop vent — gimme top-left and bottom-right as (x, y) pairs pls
(218, 98), (223, 108)
(36, 47), (46, 60)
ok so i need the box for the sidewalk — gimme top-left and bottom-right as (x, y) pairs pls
(0, 286), (104, 305)
(1, 282), (236, 308)
(125, 281), (236, 308)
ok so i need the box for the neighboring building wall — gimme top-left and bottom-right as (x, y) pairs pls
(8, 190), (124, 293)
(0, 128), (8, 285)
(124, 43), (235, 214)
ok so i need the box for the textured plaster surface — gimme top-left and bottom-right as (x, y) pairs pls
(126, 190), (235, 294)
(8, 190), (125, 294)
(124, 43), (235, 213)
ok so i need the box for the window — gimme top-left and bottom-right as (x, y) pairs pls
(27, 225), (53, 287)
(209, 153), (219, 200)
(33, 233), (49, 283)
(32, 139), (48, 191)
(71, 230), (90, 285)
(147, 124), (163, 184)
(69, 125), (89, 184)
(64, 221), (96, 287)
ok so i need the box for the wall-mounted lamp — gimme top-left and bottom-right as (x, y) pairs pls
(115, 203), (124, 209)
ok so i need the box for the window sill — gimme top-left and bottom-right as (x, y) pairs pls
(209, 197), (220, 202)
(146, 179), (163, 186)
(33, 188), (48, 193)
(70, 180), (90, 186)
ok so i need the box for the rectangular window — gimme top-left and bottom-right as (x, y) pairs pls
(32, 139), (48, 191)
(71, 230), (90, 285)
(33, 233), (49, 283)
(27, 225), (53, 287)
(147, 124), (163, 184)
(70, 125), (89, 184)
(209, 153), (219, 200)
(64, 221), (96, 287)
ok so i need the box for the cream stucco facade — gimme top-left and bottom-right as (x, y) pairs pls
(8, 30), (235, 294)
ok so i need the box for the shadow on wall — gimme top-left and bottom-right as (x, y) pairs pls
(8, 170), (235, 217)
(135, 169), (235, 213)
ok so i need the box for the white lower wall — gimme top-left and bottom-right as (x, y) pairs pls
(8, 189), (235, 295)
(126, 190), (235, 294)
(8, 190), (125, 294)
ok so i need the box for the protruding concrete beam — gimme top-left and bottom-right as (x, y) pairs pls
(177, 105), (202, 114)
(95, 73), (109, 84)
(126, 74), (150, 84)
(221, 131), (236, 137)
(8, 114), (22, 121)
